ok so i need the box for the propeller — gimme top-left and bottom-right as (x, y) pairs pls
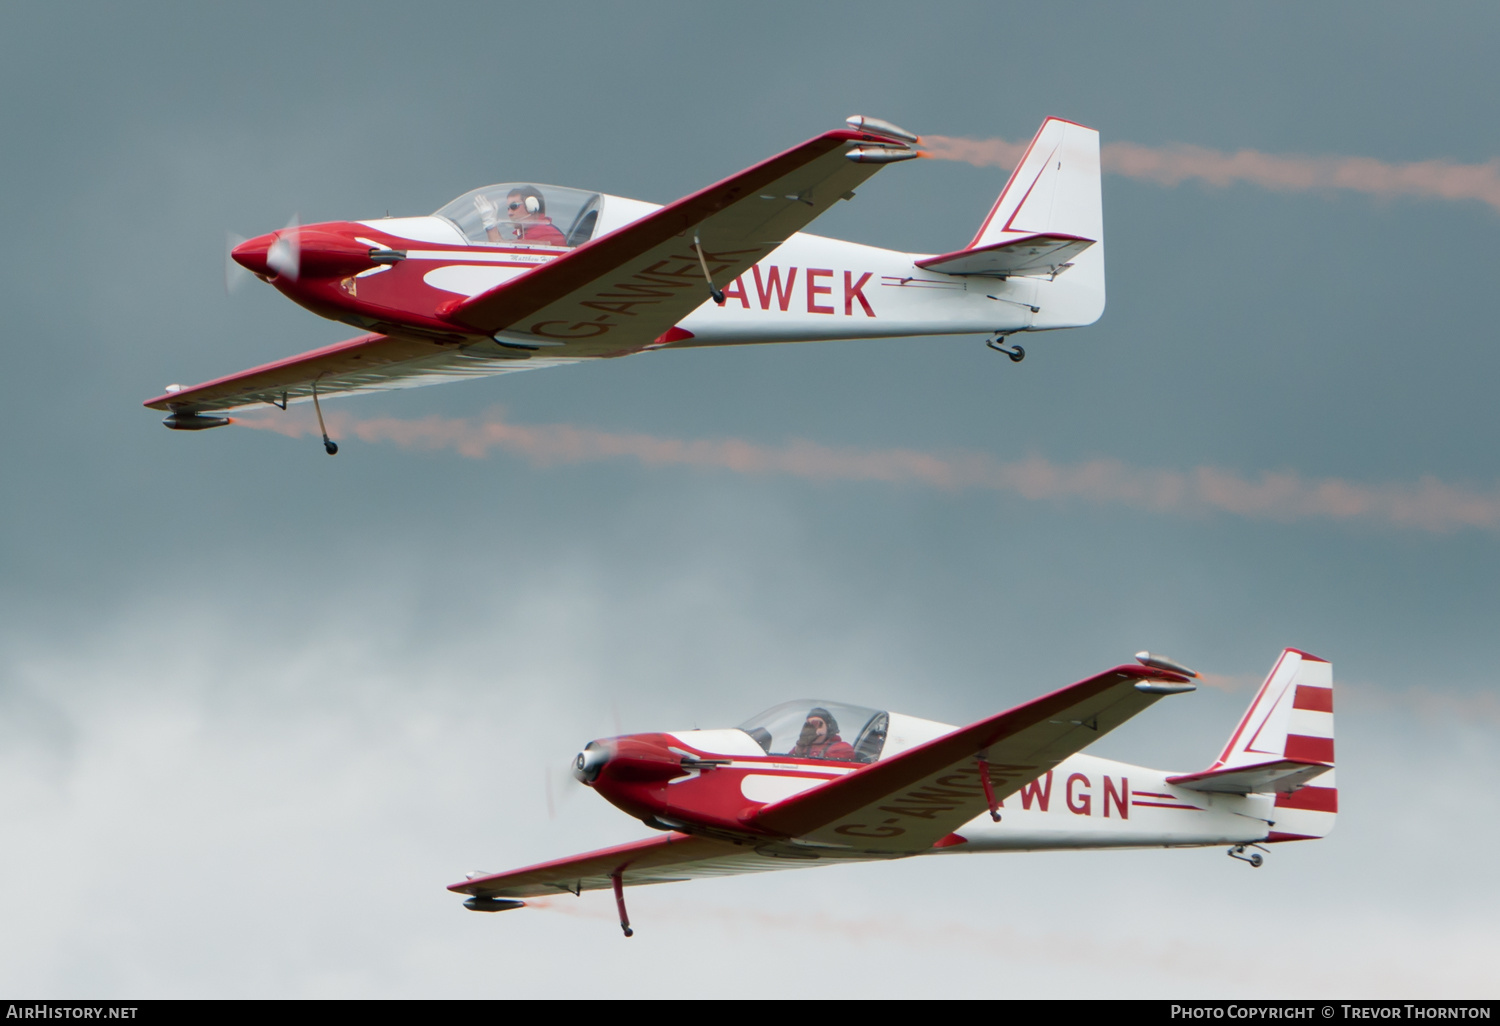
(543, 704), (626, 820)
(266, 214), (301, 282)
(544, 758), (586, 821)
(224, 231), (250, 293)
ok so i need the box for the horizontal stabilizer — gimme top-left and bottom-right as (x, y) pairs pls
(915, 234), (1094, 278)
(1167, 758), (1332, 795)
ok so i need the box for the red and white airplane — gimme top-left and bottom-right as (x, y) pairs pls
(452, 649), (1336, 936)
(144, 115), (1106, 454)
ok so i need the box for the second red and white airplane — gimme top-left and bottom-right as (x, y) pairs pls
(452, 649), (1336, 936)
(145, 115), (1106, 453)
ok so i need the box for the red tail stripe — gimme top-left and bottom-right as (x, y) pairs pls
(1275, 785), (1338, 813)
(1283, 734), (1335, 763)
(1293, 685), (1334, 713)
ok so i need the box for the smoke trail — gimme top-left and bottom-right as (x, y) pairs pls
(519, 884), (1486, 993)
(922, 134), (1500, 213)
(237, 409), (1500, 534)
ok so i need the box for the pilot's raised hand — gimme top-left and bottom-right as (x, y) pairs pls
(473, 193), (500, 230)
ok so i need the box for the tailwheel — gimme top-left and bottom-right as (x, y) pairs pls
(985, 334), (1025, 362)
(1227, 843), (1267, 868)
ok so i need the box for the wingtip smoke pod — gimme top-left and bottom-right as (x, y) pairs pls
(1135, 651), (1200, 679)
(845, 115), (920, 144)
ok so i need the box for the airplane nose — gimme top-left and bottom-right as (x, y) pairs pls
(231, 233), (275, 277)
(572, 743), (610, 784)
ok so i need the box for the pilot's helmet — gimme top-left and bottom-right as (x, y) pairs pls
(508, 185), (546, 216)
(805, 707), (839, 735)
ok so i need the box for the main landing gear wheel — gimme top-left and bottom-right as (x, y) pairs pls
(311, 378), (339, 455)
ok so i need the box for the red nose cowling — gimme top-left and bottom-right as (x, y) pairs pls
(595, 737), (687, 785)
(231, 233), (275, 276)
(232, 227), (378, 279)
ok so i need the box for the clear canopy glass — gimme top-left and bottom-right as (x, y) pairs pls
(433, 183), (601, 248)
(737, 700), (888, 764)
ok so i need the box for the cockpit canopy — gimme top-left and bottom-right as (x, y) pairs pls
(737, 700), (888, 764)
(433, 183), (601, 248)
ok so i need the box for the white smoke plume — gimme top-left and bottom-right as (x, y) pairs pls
(237, 409), (1500, 534)
(922, 134), (1500, 213)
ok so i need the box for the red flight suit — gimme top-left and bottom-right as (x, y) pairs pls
(790, 734), (858, 762)
(508, 218), (567, 246)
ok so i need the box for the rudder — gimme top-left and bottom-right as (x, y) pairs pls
(1167, 649), (1337, 841)
(1218, 649), (1337, 841)
(972, 117), (1104, 330)
(969, 117), (1103, 251)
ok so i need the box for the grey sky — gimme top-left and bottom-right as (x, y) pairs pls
(1, 1), (1496, 997)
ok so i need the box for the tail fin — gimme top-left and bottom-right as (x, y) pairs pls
(1168, 649), (1337, 842)
(969, 117), (1102, 251)
(919, 117), (1105, 329)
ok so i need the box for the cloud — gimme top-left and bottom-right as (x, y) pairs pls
(922, 134), (1500, 213)
(237, 409), (1500, 534)
(3, 584), (1497, 997)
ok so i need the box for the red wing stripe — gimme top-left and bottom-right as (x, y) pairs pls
(1283, 734), (1335, 763)
(1131, 800), (1201, 810)
(1275, 785), (1338, 813)
(1293, 684), (1334, 712)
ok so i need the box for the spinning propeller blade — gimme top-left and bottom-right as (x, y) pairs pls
(224, 231), (250, 294)
(544, 760), (584, 821)
(266, 214), (300, 281)
(544, 706), (624, 820)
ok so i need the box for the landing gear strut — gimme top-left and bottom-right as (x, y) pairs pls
(976, 754), (1002, 823)
(311, 379), (338, 455)
(986, 334), (1025, 363)
(692, 234), (726, 307)
(612, 871), (634, 937)
(1228, 843), (1267, 868)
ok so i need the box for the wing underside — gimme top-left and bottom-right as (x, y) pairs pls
(451, 832), (878, 901)
(143, 332), (575, 414)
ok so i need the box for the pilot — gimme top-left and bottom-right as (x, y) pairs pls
(475, 186), (568, 246)
(788, 708), (857, 762)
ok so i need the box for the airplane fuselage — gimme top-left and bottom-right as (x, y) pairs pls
(579, 720), (1273, 860)
(234, 192), (1101, 361)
